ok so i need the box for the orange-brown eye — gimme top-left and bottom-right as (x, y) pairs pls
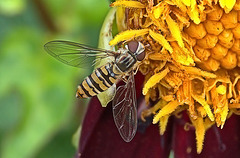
(136, 51), (145, 61)
(127, 41), (139, 53)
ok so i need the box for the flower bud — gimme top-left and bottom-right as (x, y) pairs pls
(232, 23), (240, 39)
(198, 57), (220, 71)
(207, 5), (223, 21)
(197, 34), (218, 48)
(231, 39), (240, 55)
(204, 20), (223, 35)
(184, 23), (206, 39)
(211, 43), (228, 60)
(220, 10), (238, 29)
(193, 45), (210, 61)
(218, 29), (234, 48)
(220, 50), (237, 69)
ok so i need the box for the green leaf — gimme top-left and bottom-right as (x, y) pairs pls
(0, 27), (77, 158)
(0, 0), (110, 157)
(0, 0), (26, 15)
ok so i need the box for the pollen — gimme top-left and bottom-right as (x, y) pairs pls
(111, 0), (240, 154)
(216, 84), (227, 94)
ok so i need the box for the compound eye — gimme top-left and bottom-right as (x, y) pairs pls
(127, 41), (139, 53)
(136, 51), (145, 61)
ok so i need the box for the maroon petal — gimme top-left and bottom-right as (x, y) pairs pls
(77, 73), (172, 158)
(77, 96), (173, 158)
(173, 113), (240, 158)
(78, 97), (105, 155)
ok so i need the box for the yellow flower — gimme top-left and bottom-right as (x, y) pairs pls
(110, 0), (240, 154)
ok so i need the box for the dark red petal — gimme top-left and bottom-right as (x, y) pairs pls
(78, 97), (105, 155)
(77, 73), (172, 158)
(77, 97), (172, 158)
(172, 112), (196, 157)
(173, 113), (240, 158)
(79, 72), (144, 150)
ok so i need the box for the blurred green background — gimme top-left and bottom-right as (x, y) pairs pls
(0, 0), (110, 157)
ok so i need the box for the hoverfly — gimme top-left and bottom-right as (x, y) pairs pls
(44, 40), (145, 142)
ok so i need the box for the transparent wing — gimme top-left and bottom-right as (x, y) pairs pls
(112, 72), (137, 142)
(44, 40), (117, 68)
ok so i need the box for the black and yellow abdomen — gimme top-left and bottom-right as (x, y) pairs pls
(76, 63), (120, 98)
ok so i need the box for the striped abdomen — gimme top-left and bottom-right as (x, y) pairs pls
(76, 63), (120, 98)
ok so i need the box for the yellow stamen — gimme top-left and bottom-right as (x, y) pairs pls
(143, 67), (169, 95)
(152, 2), (168, 19)
(179, 66), (217, 78)
(197, 106), (207, 118)
(220, 102), (229, 128)
(219, 0), (236, 13)
(153, 100), (179, 124)
(109, 29), (149, 46)
(188, 1), (201, 24)
(174, 0), (188, 13)
(159, 115), (169, 135)
(171, 42), (194, 66)
(191, 117), (205, 154)
(153, 5), (161, 19)
(180, 0), (191, 6)
(141, 99), (167, 121)
(110, 1), (146, 8)
(166, 15), (184, 48)
(149, 30), (173, 53)
(192, 94), (215, 121)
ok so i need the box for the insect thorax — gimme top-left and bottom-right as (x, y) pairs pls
(115, 51), (137, 73)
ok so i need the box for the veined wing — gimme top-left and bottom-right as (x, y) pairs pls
(112, 72), (137, 142)
(44, 40), (117, 68)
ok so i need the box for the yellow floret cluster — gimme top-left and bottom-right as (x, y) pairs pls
(110, 0), (240, 153)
